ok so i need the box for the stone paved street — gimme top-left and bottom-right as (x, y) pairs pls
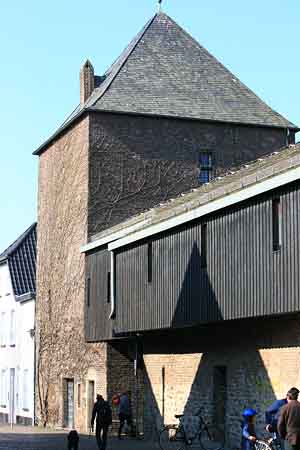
(0, 426), (159, 450)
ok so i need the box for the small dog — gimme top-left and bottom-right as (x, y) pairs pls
(67, 430), (79, 450)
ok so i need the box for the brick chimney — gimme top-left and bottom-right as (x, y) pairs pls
(80, 59), (94, 105)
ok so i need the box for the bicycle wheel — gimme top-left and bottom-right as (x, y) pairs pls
(200, 425), (224, 450)
(255, 441), (273, 450)
(159, 425), (187, 450)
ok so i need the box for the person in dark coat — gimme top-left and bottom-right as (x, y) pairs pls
(266, 398), (288, 433)
(118, 391), (133, 439)
(241, 408), (257, 450)
(265, 397), (288, 450)
(91, 394), (112, 450)
(278, 387), (300, 450)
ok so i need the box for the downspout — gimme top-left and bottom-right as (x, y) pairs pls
(33, 293), (37, 426)
(109, 251), (115, 319)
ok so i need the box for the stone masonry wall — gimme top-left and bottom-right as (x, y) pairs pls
(88, 112), (287, 236)
(36, 117), (107, 431)
(142, 316), (300, 447)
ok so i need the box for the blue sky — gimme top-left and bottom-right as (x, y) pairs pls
(0, 0), (299, 251)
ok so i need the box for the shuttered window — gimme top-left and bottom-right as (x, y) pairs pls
(272, 198), (282, 251)
(107, 272), (111, 303)
(201, 223), (208, 268)
(147, 242), (153, 283)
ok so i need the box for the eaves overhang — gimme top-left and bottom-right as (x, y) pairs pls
(16, 292), (36, 303)
(33, 106), (299, 157)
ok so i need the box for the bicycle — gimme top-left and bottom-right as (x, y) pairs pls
(159, 409), (225, 450)
(255, 433), (283, 450)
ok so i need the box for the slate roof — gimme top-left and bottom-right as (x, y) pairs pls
(34, 12), (298, 156)
(88, 143), (300, 246)
(0, 223), (37, 298)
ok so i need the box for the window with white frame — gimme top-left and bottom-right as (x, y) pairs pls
(9, 310), (16, 346)
(23, 369), (29, 410)
(16, 366), (20, 409)
(0, 312), (7, 346)
(0, 368), (7, 407)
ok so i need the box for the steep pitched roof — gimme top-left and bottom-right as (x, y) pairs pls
(34, 13), (298, 155)
(88, 13), (296, 128)
(0, 223), (37, 297)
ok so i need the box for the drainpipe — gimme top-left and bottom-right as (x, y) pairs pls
(33, 292), (37, 426)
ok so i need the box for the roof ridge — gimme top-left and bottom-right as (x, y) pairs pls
(85, 14), (158, 109)
(158, 13), (293, 125)
(0, 222), (37, 261)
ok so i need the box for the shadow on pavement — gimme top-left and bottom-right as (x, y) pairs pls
(0, 430), (159, 450)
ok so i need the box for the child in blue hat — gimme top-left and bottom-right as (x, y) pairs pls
(241, 408), (257, 450)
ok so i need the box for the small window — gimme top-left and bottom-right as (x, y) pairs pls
(199, 153), (213, 184)
(148, 242), (153, 283)
(0, 312), (6, 347)
(272, 198), (282, 251)
(78, 383), (81, 408)
(107, 272), (111, 303)
(86, 277), (91, 307)
(201, 223), (207, 268)
(10, 310), (16, 346)
(16, 367), (20, 409)
(0, 368), (7, 406)
(23, 369), (29, 410)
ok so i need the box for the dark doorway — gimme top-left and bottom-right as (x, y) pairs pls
(87, 380), (95, 431)
(64, 379), (74, 429)
(213, 366), (227, 433)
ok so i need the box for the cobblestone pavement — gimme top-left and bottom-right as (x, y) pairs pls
(0, 426), (159, 450)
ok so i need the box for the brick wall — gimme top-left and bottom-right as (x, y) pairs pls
(36, 117), (107, 431)
(142, 316), (300, 447)
(88, 112), (287, 236)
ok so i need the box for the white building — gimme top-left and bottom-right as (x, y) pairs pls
(0, 223), (36, 425)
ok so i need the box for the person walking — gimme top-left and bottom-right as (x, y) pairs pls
(118, 391), (133, 439)
(91, 394), (112, 450)
(278, 387), (300, 450)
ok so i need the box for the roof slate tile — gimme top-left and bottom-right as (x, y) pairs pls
(34, 13), (297, 156)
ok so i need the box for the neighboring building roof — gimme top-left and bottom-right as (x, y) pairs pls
(34, 12), (298, 156)
(0, 223), (37, 297)
(82, 143), (300, 253)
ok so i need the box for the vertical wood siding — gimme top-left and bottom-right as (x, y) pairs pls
(85, 248), (113, 341)
(86, 182), (300, 340)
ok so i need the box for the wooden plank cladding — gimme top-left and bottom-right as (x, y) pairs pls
(85, 181), (300, 341)
(85, 248), (113, 341)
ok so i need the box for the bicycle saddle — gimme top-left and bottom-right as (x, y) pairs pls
(175, 414), (184, 418)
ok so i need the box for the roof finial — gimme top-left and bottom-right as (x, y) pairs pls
(158, 0), (163, 13)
